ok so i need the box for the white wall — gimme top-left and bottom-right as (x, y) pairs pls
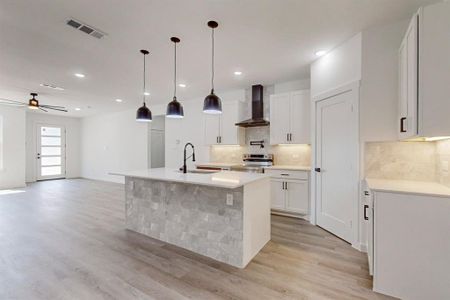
(0, 106), (26, 189)
(360, 19), (408, 142)
(81, 108), (150, 183)
(310, 33), (362, 98)
(25, 112), (81, 182)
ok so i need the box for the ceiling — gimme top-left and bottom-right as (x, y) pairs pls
(0, 0), (437, 117)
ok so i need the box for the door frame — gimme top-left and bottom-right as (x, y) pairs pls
(35, 122), (66, 181)
(310, 81), (360, 248)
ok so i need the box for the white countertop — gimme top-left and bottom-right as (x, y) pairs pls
(365, 178), (450, 198)
(264, 165), (311, 171)
(111, 168), (269, 189)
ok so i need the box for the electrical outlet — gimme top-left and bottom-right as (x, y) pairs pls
(226, 194), (233, 206)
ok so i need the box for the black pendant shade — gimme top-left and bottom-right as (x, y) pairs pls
(136, 49), (152, 122)
(203, 89), (222, 114)
(166, 97), (184, 118)
(136, 102), (152, 122)
(203, 21), (222, 114)
(166, 37), (184, 118)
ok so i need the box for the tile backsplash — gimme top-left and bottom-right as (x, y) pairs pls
(210, 127), (311, 166)
(365, 140), (450, 187)
(365, 142), (436, 181)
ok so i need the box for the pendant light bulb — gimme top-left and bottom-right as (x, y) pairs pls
(166, 37), (184, 118)
(136, 49), (152, 122)
(203, 20), (222, 114)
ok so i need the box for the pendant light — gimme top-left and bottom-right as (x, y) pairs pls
(136, 49), (152, 122)
(203, 20), (222, 114)
(166, 37), (184, 118)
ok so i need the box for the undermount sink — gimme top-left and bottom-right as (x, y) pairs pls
(177, 169), (219, 174)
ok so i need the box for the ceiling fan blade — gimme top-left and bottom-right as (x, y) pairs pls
(46, 107), (68, 112)
(39, 107), (48, 112)
(41, 104), (66, 109)
(0, 98), (26, 105)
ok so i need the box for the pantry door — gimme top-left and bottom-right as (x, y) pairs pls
(36, 124), (66, 180)
(315, 85), (358, 243)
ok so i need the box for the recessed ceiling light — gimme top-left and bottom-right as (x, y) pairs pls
(115, 99), (123, 103)
(144, 92), (150, 96)
(234, 71), (242, 76)
(75, 108), (81, 111)
(178, 83), (187, 88)
(74, 73), (85, 78)
(315, 50), (327, 57)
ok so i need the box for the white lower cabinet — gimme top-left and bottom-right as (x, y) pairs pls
(366, 188), (450, 300)
(266, 169), (309, 216)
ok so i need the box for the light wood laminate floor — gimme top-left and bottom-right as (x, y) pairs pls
(0, 179), (393, 300)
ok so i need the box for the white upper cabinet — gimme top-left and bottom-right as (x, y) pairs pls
(398, 2), (450, 139)
(204, 101), (245, 145)
(270, 90), (310, 144)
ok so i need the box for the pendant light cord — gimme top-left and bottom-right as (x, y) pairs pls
(211, 27), (215, 91)
(143, 53), (146, 104)
(174, 42), (177, 99)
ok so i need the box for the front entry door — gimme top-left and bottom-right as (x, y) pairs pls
(36, 124), (66, 180)
(315, 88), (358, 243)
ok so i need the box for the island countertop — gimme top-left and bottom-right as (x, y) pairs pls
(111, 168), (269, 189)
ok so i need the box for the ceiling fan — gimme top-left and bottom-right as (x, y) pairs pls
(0, 93), (68, 112)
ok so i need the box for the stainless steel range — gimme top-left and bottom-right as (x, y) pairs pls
(230, 154), (274, 173)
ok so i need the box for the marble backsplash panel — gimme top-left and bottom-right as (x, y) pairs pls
(210, 126), (311, 166)
(365, 141), (437, 181)
(436, 139), (450, 187)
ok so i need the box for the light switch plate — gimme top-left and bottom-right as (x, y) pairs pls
(226, 194), (233, 206)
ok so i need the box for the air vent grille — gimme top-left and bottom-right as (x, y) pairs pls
(66, 18), (106, 39)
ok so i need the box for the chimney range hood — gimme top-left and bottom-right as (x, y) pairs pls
(235, 84), (270, 128)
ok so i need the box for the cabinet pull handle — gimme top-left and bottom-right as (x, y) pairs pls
(289, 133), (292, 141)
(364, 191), (369, 196)
(364, 205), (369, 220)
(282, 182), (284, 190)
(281, 173), (289, 176)
(400, 117), (407, 133)
(220, 136), (222, 143)
(315, 168), (321, 172)
(285, 182), (288, 190)
(286, 133), (289, 142)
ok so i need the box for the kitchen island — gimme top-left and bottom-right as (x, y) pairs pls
(112, 168), (271, 268)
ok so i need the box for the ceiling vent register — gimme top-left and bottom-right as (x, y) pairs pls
(66, 19), (106, 39)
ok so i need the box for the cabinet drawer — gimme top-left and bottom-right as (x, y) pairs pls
(264, 169), (309, 180)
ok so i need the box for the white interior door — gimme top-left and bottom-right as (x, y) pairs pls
(37, 124), (66, 180)
(315, 89), (358, 243)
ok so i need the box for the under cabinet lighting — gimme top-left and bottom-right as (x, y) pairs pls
(178, 84), (187, 88)
(75, 108), (81, 111)
(74, 73), (85, 78)
(234, 71), (242, 76)
(315, 50), (327, 57)
(115, 99), (123, 103)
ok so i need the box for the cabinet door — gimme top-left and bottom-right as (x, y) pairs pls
(204, 114), (220, 145)
(270, 179), (286, 210)
(290, 90), (310, 144)
(399, 15), (419, 139)
(398, 41), (408, 138)
(220, 102), (243, 145)
(270, 94), (291, 144)
(285, 180), (309, 214)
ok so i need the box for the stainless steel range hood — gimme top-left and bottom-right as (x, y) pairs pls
(235, 85), (270, 128)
